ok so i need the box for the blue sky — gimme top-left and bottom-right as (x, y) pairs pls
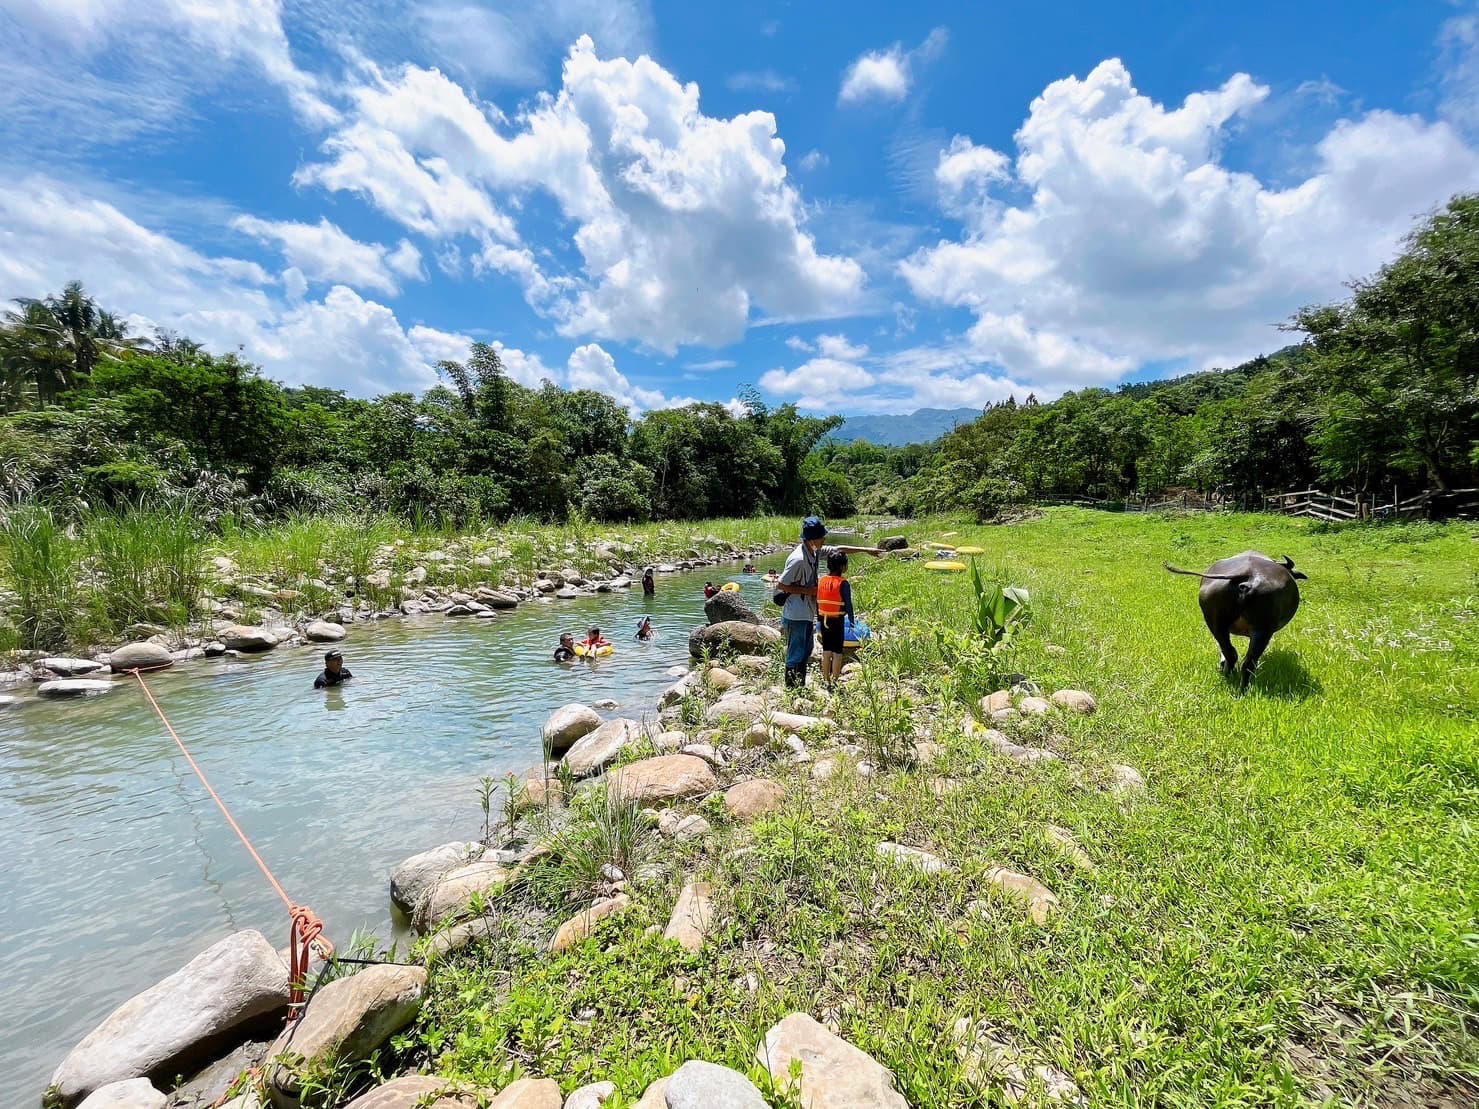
(2, 1), (1477, 415)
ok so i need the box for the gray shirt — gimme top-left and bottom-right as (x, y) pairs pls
(778, 542), (837, 622)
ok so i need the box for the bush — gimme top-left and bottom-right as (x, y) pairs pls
(580, 455), (654, 522)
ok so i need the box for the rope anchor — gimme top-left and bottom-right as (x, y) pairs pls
(128, 668), (334, 1014)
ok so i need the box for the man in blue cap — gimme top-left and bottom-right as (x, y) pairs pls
(775, 516), (886, 688)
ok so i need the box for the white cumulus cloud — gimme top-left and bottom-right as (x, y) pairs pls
(296, 36), (865, 354)
(895, 57), (1479, 395)
(838, 27), (947, 105)
(231, 215), (425, 295)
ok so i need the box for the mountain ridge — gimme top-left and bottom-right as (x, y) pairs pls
(829, 406), (980, 446)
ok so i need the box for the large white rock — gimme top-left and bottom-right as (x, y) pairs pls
(414, 860), (511, 933)
(266, 964), (426, 1107)
(77, 1079), (167, 1109)
(663, 881), (715, 953)
(542, 704), (603, 755)
(562, 718), (640, 778)
(49, 930), (289, 1107)
(389, 841), (483, 914)
(487, 1078), (562, 1108)
(107, 642), (174, 673)
(664, 1060), (768, 1108)
(563, 1080), (617, 1109)
(608, 755), (718, 806)
(38, 678), (115, 698)
(304, 621), (346, 643)
(221, 625), (279, 652)
(757, 1012), (907, 1108)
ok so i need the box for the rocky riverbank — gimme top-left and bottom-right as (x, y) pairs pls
(4, 532), (785, 699)
(43, 557), (1120, 1108)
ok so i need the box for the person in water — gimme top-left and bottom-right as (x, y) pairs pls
(703, 581), (718, 599)
(636, 616), (655, 639)
(313, 649), (353, 689)
(816, 550), (855, 688)
(743, 563), (757, 574)
(553, 633), (578, 662)
(642, 568), (656, 596)
(581, 626), (612, 651)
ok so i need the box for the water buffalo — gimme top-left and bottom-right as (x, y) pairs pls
(1164, 551), (1307, 691)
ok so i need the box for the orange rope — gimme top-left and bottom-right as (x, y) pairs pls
(127, 668), (333, 1014)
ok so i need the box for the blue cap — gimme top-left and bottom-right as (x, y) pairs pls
(801, 516), (827, 540)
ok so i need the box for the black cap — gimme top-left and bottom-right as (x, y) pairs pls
(324, 649), (343, 661)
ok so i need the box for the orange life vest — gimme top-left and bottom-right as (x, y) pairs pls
(816, 574), (846, 618)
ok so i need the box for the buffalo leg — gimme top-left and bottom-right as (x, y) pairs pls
(1210, 625), (1238, 676)
(1240, 628), (1273, 691)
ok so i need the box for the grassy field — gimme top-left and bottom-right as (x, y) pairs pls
(410, 509), (1478, 1108)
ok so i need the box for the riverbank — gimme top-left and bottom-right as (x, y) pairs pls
(0, 511), (811, 679)
(39, 510), (1479, 1107)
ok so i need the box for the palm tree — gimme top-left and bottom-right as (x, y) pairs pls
(2, 281), (144, 406)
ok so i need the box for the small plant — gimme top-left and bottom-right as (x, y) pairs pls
(525, 784), (654, 909)
(500, 772), (526, 842)
(476, 775), (497, 843)
(968, 560), (1030, 647)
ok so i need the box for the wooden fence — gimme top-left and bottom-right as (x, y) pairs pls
(1264, 487), (1479, 522)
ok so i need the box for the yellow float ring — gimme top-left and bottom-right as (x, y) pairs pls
(574, 643), (614, 657)
(925, 560), (968, 571)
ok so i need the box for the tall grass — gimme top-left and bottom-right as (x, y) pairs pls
(0, 504), (80, 649)
(83, 504), (208, 631)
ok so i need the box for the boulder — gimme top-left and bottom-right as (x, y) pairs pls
(1110, 764), (1146, 799)
(554, 587), (582, 599)
(445, 605), (475, 617)
(766, 712), (829, 736)
(757, 1012), (907, 1109)
(633, 1078), (671, 1109)
(415, 860), (511, 932)
(542, 704), (603, 755)
(878, 535), (909, 551)
(221, 626), (278, 652)
(981, 690), (1012, 714)
(982, 866), (1060, 925)
(549, 893), (631, 953)
(664, 1060), (767, 1108)
(658, 812), (711, 843)
(266, 964), (426, 1107)
(705, 692), (769, 723)
(664, 881), (715, 953)
(304, 621), (346, 643)
(487, 1078), (562, 1109)
(563, 1081), (617, 1109)
(1050, 689), (1097, 715)
(38, 678), (114, 698)
(39, 656), (104, 676)
(389, 842), (483, 915)
(343, 1076), (476, 1109)
(77, 1079), (167, 1109)
(875, 842), (948, 874)
(704, 590), (758, 625)
(479, 590), (519, 609)
(563, 718), (640, 778)
(609, 755), (718, 806)
(688, 621), (781, 659)
(49, 930), (289, 1107)
(163, 1037), (270, 1107)
(704, 667), (740, 692)
(731, 655), (771, 676)
(724, 779), (785, 822)
(423, 916), (504, 964)
(660, 671), (702, 708)
(1018, 696), (1051, 716)
(532, 579), (557, 594)
(680, 742), (725, 767)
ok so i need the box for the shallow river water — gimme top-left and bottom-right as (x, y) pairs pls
(0, 556), (785, 1107)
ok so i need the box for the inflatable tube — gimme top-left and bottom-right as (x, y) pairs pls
(574, 643), (614, 657)
(925, 541), (955, 550)
(954, 545), (985, 555)
(925, 560), (968, 571)
(720, 582), (741, 592)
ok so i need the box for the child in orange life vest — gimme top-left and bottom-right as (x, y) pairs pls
(815, 551), (855, 687)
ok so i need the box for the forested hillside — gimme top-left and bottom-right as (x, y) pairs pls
(2, 195), (1473, 526)
(828, 194), (1479, 519)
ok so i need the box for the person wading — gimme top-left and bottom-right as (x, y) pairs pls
(774, 516), (885, 688)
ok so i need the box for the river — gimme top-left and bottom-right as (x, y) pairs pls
(0, 555), (786, 1107)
